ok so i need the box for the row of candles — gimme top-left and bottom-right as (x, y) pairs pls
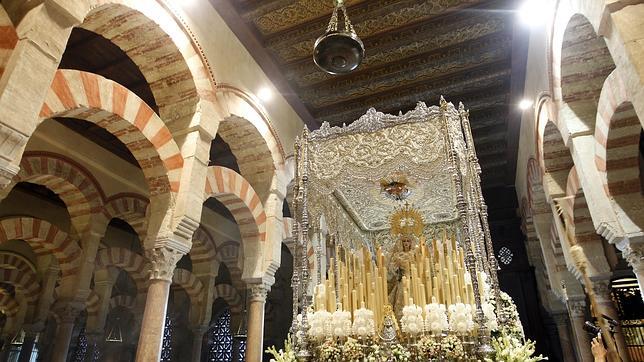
(313, 234), (487, 329)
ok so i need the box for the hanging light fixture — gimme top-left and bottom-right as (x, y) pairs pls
(105, 317), (123, 343)
(313, 0), (365, 75)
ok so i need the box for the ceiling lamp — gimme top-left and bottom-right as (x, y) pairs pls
(105, 318), (123, 343)
(313, 0), (365, 75)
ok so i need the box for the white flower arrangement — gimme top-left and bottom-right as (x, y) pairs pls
(482, 302), (498, 331)
(400, 304), (424, 336)
(424, 303), (448, 334)
(497, 291), (525, 340)
(485, 332), (547, 362)
(448, 302), (474, 334)
(308, 310), (332, 340)
(331, 309), (352, 338)
(266, 335), (297, 362)
(352, 307), (376, 337)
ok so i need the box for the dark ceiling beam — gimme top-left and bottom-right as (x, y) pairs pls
(262, 0), (483, 45)
(311, 59), (512, 118)
(208, 0), (317, 129)
(317, 84), (511, 126)
(295, 30), (512, 94)
(505, 10), (530, 187)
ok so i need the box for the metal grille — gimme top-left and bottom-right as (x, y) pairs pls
(209, 310), (233, 362)
(72, 328), (88, 362)
(611, 278), (644, 361)
(160, 316), (173, 361)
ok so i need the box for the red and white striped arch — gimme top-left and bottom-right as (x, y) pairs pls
(81, 0), (216, 132)
(190, 226), (217, 266)
(539, 119), (575, 198)
(172, 268), (205, 306)
(95, 247), (148, 293)
(0, 217), (81, 277)
(0, 268), (40, 305)
(0, 289), (19, 316)
(103, 194), (149, 240)
(0, 252), (36, 274)
(0, 5), (17, 80)
(40, 69), (184, 197)
(594, 71), (644, 228)
(0, 289), (19, 336)
(216, 240), (241, 268)
(13, 152), (106, 237)
(212, 283), (243, 313)
(217, 114), (280, 202)
(564, 167), (598, 243)
(204, 166), (267, 276)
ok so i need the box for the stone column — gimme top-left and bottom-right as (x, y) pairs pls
(567, 298), (593, 362)
(191, 326), (208, 362)
(17, 331), (37, 362)
(135, 246), (183, 362)
(591, 277), (631, 362)
(51, 303), (82, 362)
(553, 313), (577, 362)
(623, 244), (644, 302)
(245, 284), (269, 362)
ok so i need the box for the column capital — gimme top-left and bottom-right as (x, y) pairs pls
(623, 244), (644, 270)
(146, 246), (184, 281)
(52, 301), (83, 324)
(247, 284), (270, 302)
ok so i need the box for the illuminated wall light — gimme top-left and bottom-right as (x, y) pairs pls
(258, 87), (273, 102)
(519, 99), (534, 111)
(518, 0), (550, 27)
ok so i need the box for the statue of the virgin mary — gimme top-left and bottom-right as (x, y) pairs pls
(386, 203), (424, 319)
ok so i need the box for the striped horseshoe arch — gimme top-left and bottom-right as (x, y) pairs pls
(212, 283), (243, 313)
(204, 166), (266, 275)
(95, 247), (148, 293)
(40, 69), (184, 196)
(13, 152), (105, 236)
(172, 268), (205, 307)
(103, 194), (149, 239)
(0, 217), (81, 277)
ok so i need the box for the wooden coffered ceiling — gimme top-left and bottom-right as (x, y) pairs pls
(213, 0), (528, 190)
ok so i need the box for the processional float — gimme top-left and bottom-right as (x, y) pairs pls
(279, 99), (542, 361)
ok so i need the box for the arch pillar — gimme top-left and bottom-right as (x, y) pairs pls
(90, 272), (117, 334)
(190, 325), (208, 362)
(552, 313), (577, 362)
(135, 244), (186, 362)
(51, 301), (84, 362)
(0, 1), (87, 187)
(566, 297), (593, 362)
(245, 283), (270, 362)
